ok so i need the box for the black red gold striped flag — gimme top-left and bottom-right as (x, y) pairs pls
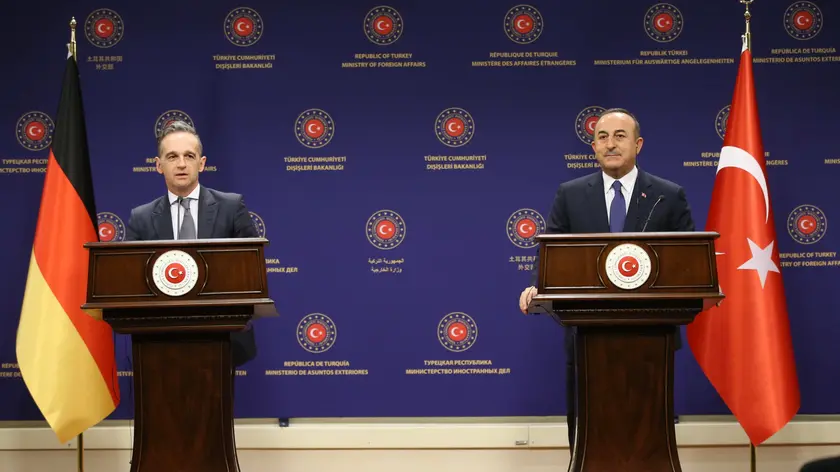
(16, 46), (120, 443)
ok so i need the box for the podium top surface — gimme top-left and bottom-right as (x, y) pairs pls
(535, 231), (718, 241)
(84, 237), (269, 249)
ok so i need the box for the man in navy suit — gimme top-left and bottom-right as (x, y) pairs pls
(518, 108), (695, 451)
(125, 120), (258, 368)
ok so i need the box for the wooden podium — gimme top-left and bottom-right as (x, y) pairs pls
(82, 237), (276, 472)
(528, 232), (723, 472)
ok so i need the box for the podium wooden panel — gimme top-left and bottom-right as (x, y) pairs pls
(83, 237), (276, 472)
(528, 232), (723, 472)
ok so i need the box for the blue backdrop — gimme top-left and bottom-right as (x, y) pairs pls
(2, 0), (838, 421)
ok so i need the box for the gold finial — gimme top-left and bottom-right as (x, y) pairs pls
(740, 0), (753, 51)
(69, 17), (77, 60)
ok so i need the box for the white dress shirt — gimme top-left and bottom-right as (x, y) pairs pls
(168, 184), (200, 239)
(602, 166), (638, 224)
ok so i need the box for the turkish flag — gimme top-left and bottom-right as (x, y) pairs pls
(686, 38), (800, 446)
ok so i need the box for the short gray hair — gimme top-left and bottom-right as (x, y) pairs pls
(157, 121), (203, 157)
(596, 108), (641, 138)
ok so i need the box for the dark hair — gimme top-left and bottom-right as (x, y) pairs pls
(156, 121), (203, 156)
(597, 108), (640, 138)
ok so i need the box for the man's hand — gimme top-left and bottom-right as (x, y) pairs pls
(519, 286), (537, 314)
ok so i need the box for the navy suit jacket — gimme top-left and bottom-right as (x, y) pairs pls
(535, 167), (695, 350)
(125, 185), (259, 367)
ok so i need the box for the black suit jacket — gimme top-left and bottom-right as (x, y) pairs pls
(125, 185), (259, 367)
(534, 167), (695, 350)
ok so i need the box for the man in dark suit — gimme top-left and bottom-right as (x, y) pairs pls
(518, 108), (695, 451)
(125, 120), (258, 368)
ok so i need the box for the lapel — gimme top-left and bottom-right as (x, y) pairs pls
(585, 172), (610, 233)
(625, 169), (655, 232)
(197, 185), (218, 238)
(151, 196), (174, 240)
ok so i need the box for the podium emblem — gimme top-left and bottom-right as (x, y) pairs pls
(605, 243), (652, 290)
(152, 250), (199, 296)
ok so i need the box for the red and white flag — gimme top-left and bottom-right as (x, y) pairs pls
(686, 36), (800, 446)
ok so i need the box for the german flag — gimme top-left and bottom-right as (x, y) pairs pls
(16, 46), (120, 443)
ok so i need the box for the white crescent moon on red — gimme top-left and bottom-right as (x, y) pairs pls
(377, 221), (395, 238)
(98, 225), (113, 238)
(717, 145), (770, 224)
(796, 13), (810, 27)
(168, 267), (180, 278)
(448, 323), (467, 341)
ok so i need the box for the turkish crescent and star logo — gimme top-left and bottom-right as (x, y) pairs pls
(155, 110), (194, 139)
(366, 210), (406, 250)
(151, 250), (199, 297)
(249, 211), (266, 238)
(604, 243), (653, 290)
(715, 105), (730, 141)
(224, 7), (264, 47)
(787, 205), (827, 244)
(297, 313), (337, 353)
(503, 5), (544, 44)
(506, 208), (547, 249)
(295, 109), (335, 148)
(84, 8), (124, 48)
(434, 108), (475, 147)
(364, 6), (404, 45)
(16, 111), (55, 151)
(438, 312), (478, 352)
(97, 212), (126, 242)
(643, 3), (684, 43)
(784, 1), (822, 40)
(574, 106), (605, 145)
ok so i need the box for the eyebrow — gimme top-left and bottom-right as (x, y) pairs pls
(597, 129), (627, 134)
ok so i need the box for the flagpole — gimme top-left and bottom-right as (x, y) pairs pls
(741, 0), (752, 51)
(69, 16), (77, 59)
(70, 15), (83, 471)
(738, 1), (757, 470)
